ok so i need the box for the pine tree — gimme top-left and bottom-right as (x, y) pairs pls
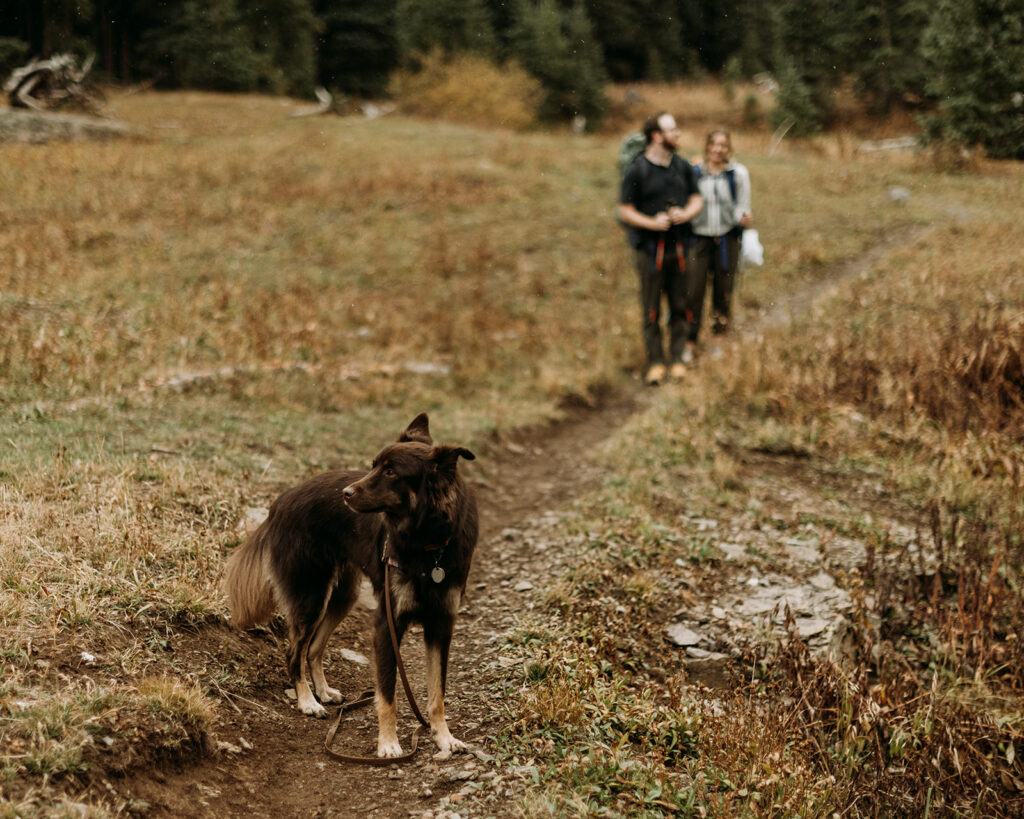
(241, 0), (318, 96)
(847, 0), (930, 113)
(136, 0), (265, 92)
(730, 0), (781, 77)
(510, 0), (607, 123)
(770, 0), (851, 129)
(771, 58), (823, 136)
(316, 0), (398, 97)
(683, 0), (743, 73)
(921, 0), (1024, 159)
(395, 0), (496, 62)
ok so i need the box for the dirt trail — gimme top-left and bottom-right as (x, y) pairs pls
(113, 233), (917, 817)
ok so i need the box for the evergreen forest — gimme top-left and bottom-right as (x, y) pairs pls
(2, 1), (1021, 157)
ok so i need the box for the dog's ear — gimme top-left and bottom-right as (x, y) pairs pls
(432, 445), (475, 476)
(399, 412), (432, 444)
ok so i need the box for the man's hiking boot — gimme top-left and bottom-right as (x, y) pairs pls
(645, 363), (666, 386)
(669, 362), (687, 379)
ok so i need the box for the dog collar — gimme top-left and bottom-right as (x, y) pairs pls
(382, 535), (447, 584)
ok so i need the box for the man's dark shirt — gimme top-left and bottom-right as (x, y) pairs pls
(620, 154), (700, 248)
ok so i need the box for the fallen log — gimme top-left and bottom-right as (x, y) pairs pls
(289, 86), (333, 118)
(4, 53), (103, 114)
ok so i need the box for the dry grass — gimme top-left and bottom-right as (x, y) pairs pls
(602, 80), (777, 146)
(1, 87), (1017, 813)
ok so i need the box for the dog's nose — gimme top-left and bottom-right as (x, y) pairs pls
(342, 485), (355, 497)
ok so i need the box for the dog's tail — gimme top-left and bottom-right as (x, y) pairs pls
(223, 527), (276, 629)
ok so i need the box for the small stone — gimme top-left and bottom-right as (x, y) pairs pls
(796, 618), (828, 638)
(809, 571), (835, 591)
(340, 649), (369, 665)
(687, 648), (729, 661)
(667, 624), (702, 646)
(887, 186), (910, 204)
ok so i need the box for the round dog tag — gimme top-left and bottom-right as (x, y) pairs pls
(431, 566), (446, 584)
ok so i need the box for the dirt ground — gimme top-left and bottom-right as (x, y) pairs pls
(97, 234), (922, 818)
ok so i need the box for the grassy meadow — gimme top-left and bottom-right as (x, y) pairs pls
(1, 83), (1023, 815)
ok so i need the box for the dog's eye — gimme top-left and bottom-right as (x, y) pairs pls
(383, 466), (397, 477)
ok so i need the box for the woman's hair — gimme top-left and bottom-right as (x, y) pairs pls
(705, 129), (732, 154)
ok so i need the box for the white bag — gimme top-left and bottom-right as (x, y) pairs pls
(740, 229), (764, 267)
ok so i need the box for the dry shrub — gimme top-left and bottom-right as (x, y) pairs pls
(946, 311), (1024, 432)
(821, 306), (1024, 437)
(752, 221), (1024, 439)
(735, 494), (1024, 816)
(813, 306), (1024, 437)
(390, 51), (541, 131)
(864, 498), (1024, 692)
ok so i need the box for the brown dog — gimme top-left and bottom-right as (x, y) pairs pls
(224, 413), (478, 757)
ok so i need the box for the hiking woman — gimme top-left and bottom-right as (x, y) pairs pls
(691, 129), (753, 341)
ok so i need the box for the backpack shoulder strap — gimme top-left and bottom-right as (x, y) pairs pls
(694, 164), (736, 199)
(634, 153), (651, 182)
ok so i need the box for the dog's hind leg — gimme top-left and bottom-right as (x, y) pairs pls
(286, 585), (338, 718)
(424, 599), (466, 757)
(308, 567), (358, 704)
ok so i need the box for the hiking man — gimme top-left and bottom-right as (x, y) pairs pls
(618, 112), (703, 385)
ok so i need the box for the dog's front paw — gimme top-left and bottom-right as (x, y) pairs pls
(297, 693), (329, 719)
(318, 686), (343, 704)
(432, 729), (467, 759)
(301, 702), (329, 719)
(377, 737), (404, 758)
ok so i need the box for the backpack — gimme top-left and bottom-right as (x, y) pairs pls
(616, 132), (646, 246)
(618, 131), (647, 181)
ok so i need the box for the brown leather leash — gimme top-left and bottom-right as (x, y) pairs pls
(323, 560), (430, 764)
